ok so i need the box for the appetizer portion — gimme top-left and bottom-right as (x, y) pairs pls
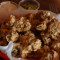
(0, 10), (60, 59)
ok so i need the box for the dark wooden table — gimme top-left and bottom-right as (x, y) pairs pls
(0, 0), (60, 14)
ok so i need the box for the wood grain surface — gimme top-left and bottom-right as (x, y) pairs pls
(0, 0), (60, 14)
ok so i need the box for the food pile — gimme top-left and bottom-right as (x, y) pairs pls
(0, 10), (60, 59)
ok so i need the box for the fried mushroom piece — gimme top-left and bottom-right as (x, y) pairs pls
(12, 17), (31, 32)
(9, 15), (31, 32)
(36, 10), (50, 19)
(19, 35), (42, 58)
(40, 50), (59, 60)
(40, 53), (53, 60)
(26, 45), (50, 58)
(12, 32), (42, 58)
(12, 43), (20, 57)
(36, 23), (47, 31)
(6, 31), (19, 42)
(40, 32), (52, 45)
(25, 31), (35, 40)
(51, 40), (60, 53)
(36, 12), (51, 31)
(47, 18), (60, 40)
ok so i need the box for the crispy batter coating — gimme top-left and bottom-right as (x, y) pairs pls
(0, 10), (60, 59)
(6, 31), (19, 42)
(51, 40), (60, 54)
(41, 31), (52, 45)
(40, 50), (59, 60)
(12, 36), (42, 58)
(47, 18), (60, 40)
(10, 16), (31, 32)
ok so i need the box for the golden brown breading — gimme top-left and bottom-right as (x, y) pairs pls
(40, 50), (59, 60)
(26, 45), (50, 58)
(12, 37), (42, 58)
(11, 16), (31, 32)
(36, 23), (47, 31)
(51, 40), (60, 54)
(0, 10), (60, 59)
(6, 31), (19, 42)
(40, 31), (52, 45)
(12, 43), (20, 57)
(47, 18), (60, 40)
